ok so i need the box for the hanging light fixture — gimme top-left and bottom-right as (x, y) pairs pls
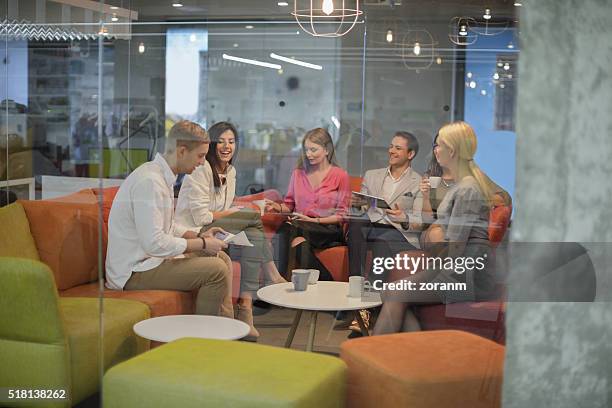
(448, 17), (477, 46)
(292, 0), (362, 37)
(138, 42), (145, 53)
(483, 8), (492, 20)
(401, 29), (436, 70)
(322, 0), (334, 15)
(386, 29), (393, 43)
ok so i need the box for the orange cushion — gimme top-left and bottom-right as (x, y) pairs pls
(19, 191), (101, 291)
(60, 282), (195, 318)
(340, 330), (505, 408)
(91, 185), (121, 227)
(349, 176), (362, 193)
(416, 302), (506, 344)
(489, 205), (512, 245)
(315, 246), (349, 282)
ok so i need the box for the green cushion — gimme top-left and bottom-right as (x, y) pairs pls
(0, 203), (39, 260)
(60, 297), (150, 405)
(104, 338), (347, 408)
(0, 258), (70, 407)
(0, 258), (150, 407)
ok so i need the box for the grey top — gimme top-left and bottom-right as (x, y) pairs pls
(435, 175), (490, 257)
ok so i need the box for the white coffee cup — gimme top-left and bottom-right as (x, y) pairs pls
(291, 269), (310, 291)
(307, 269), (319, 285)
(348, 276), (365, 297)
(252, 199), (266, 216)
(428, 176), (441, 189)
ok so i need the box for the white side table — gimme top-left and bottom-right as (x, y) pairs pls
(133, 315), (250, 343)
(257, 282), (382, 352)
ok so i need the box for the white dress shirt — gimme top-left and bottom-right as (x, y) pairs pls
(175, 161), (236, 232)
(105, 153), (188, 290)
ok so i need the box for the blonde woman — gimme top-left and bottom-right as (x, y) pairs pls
(373, 121), (497, 335)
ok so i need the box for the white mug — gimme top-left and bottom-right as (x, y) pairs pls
(291, 269), (310, 291)
(428, 176), (442, 189)
(348, 276), (365, 297)
(307, 269), (319, 285)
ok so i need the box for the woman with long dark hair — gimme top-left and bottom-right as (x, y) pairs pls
(176, 121), (286, 339)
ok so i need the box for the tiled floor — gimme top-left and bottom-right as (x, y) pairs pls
(253, 306), (355, 355)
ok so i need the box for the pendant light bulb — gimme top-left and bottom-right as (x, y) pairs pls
(459, 25), (468, 36)
(322, 0), (334, 15)
(138, 42), (145, 54)
(413, 42), (421, 56)
(386, 29), (393, 43)
(483, 8), (492, 20)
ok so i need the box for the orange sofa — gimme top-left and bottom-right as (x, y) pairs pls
(11, 187), (294, 318)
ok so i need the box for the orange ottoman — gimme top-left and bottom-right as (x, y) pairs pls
(340, 330), (504, 408)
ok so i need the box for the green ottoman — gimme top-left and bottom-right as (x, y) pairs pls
(103, 338), (347, 408)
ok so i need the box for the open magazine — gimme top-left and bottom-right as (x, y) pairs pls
(215, 231), (254, 247)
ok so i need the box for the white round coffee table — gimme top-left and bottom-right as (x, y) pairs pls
(133, 315), (250, 343)
(257, 281), (382, 351)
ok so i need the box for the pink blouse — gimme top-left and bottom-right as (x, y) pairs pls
(283, 166), (351, 219)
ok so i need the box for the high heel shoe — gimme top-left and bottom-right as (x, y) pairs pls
(236, 304), (260, 341)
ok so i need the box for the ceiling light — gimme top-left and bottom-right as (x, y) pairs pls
(110, 6), (119, 10)
(459, 25), (468, 36)
(481, 89), (487, 96)
(413, 42), (421, 56)
(514, 2), (522, 6)
(507, 42), (514, 49)
(111, 14), (118, 22)
(277, 1), (289, 6)
(233, 43), (239, 48)
(172, 2), (184, 7)
(493, 72), (500, 80)
(483, 8), (492, 20)
(469, 81), (476, 89)
(504, 62), (510, 70)
(466, 71), (473, 78)
(322, 0), (335, 15)
(270, 53), (323, 70)
(497, 62), (503, 67)
(245, 25), (254, 29)
(386, 29), (393, 44)
(189, 33), (196, 42)
(436, 57), (442, 65)
(500, 83), (506, 88)
(138, 42), (145, 54)
(222, 54), (282, 70)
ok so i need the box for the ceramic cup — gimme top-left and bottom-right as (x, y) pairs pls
(307, 269), (320, 285)
(348, 276), (365, 297)
(428, 176), (442, 188)
(291, 269), (310, 291)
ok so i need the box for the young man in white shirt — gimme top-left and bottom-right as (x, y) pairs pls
(106, 120), (230, 316)
(348, 131), (423, 282)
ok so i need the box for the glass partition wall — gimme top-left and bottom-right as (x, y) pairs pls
(1, 0), (520, 405)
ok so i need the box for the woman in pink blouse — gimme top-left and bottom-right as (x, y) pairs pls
(265, 128), (350, 280)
